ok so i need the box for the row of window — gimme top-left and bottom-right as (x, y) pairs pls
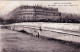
(15, 9), (58, 13)
(15, 12), (60, 16)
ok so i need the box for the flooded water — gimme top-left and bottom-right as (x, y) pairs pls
(1, 29), (80, 52)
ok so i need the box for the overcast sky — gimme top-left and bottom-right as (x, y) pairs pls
(0, 1), (80, 16)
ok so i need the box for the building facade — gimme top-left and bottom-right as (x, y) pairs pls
(12, 5), (61, 22)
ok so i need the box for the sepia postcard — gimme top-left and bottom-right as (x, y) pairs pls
(0, 0), (80, 52)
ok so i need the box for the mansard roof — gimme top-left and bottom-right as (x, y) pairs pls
(18, 5), (58, 11)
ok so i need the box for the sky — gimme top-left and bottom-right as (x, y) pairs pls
(0, 1), (80, 16)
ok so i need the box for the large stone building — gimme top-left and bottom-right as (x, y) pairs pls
(11, 5), (61, 22)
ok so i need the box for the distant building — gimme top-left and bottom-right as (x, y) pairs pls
(11, 5), (61, 22)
